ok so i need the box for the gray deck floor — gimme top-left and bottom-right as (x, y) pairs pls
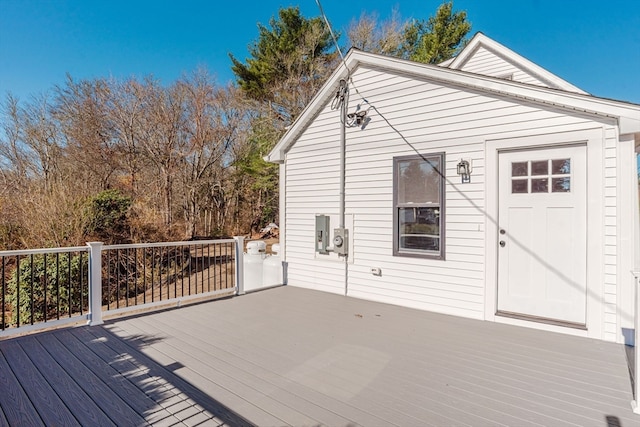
(0, 285), (636, 426)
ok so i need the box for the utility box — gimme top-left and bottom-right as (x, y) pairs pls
(315, 215), (330, 254)
(333, 227), (349, 256)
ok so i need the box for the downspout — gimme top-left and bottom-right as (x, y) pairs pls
(279, 161), (287, 285)
(340, 80), (348, 296)
(632, 137), (640, 415)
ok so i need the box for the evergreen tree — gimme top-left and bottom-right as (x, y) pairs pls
(347, 1), (471, 64)
(229, 6), (335, 125)
(404, 1), (471, 64)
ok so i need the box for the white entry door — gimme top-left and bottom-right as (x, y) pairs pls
(497, 145), (587, 325)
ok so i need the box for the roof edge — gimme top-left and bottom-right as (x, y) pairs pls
(267, 49), (640, 163)
(449, 32), (588, 95)
(266, 49), (360, 163)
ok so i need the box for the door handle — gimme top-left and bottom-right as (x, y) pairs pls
(499, 241), (506, 247)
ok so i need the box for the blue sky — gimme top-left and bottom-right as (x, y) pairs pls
(1, 0), (639, 104)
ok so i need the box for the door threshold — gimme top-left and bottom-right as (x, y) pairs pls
(496, 310), (587, 330)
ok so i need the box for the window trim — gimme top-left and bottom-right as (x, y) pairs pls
(393, 153), (446, 260)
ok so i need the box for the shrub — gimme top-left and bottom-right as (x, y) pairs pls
(83, 189), (132, 243)
(5, 252), (88, 326)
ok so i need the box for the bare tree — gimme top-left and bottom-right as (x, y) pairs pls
(137, 78), (186, 227)
(178, 72), (253, 239)
(54, 76), (119, 192)
(0, 95), (31, 187)
(4, 93), (63, 191)
(0, 69), (272, 248)
(347, 8), (407, 56)
(105, 78), (145, 193)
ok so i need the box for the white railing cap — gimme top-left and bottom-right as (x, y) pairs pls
(0, 246), (89, 257)
(102, 239), (235, 250)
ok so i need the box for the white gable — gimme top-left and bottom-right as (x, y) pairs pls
(454, 45), (547, 85)
(446, 33), (588, 94)
(267, 34), (640, 347)
(267, 48), (640, 164)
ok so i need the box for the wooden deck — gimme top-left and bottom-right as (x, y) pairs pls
(0, 286), (635, 426)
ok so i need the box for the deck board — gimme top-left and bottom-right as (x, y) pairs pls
(36, 332), (149, 426)
(129, 312), (374, 427)
(134, 311), (395, 426)
(0, 349), (44, 426)
(124, 300), (426, 426)
(54, 328), (172, 418)
(1, 339), (80, 426)
(18, 334), (116, 427)
(0, 285), (636, 426)
(82, 324), (254, 426)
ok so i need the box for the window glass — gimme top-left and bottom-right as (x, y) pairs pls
(510, 157), (572, 195)
(399, 207), (440, 251)
(397, 158), (440, 204)
(531, 178), (548, 193)
(552, 177), (571, 192)
(394, 154), (444, 258)
(512, 179), (528, 193)
(531, 160), (548, 176)
(551, 159), (570, 175)
(511, 162), (528, 177)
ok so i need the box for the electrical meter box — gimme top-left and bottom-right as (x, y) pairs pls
(315, 215), (330, 254)
(333, 227), (349, 256)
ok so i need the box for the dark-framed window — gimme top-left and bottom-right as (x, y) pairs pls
(393, 153), (445, 259)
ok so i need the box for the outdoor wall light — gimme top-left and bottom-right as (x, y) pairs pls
(457, 159), (472, 183)
(347, 110), (368, 126)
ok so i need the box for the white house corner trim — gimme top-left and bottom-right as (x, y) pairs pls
(279, 162), (287, 267)
(484, 140), (499, 322)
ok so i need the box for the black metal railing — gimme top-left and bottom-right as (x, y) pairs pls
(0, 238), (242, 335)
(1, 247), (89, 331)
(101, 240), (236, 312)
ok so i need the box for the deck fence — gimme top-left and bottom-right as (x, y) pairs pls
(0, 237), (244, 337)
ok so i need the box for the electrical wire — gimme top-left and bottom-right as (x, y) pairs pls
(330, 80), (346, 111)
(315, 0), (442, 173)
(315, 0), (347, 68)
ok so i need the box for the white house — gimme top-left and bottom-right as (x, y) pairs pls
(266, 33), (640, 344)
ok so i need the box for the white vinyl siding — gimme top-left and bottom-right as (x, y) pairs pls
(284, 106), (344, 295)
(458, 46), (548, 87)
(283, 64), (618, 332)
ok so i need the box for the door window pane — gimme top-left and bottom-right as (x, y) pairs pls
(531, 160), (548, 176)
(512, 179), (528, 193)
(531, 178), (548, 193)
(511, 162), (528, 177)
(552, 159), (571, 174)
(509, 157), (572, 195)
(552, 177), (571, 192)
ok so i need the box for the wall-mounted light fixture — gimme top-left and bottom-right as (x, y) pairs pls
(347, 110), (367, 126)
(457, 159), (472, 183)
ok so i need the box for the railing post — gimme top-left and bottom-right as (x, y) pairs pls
(233, 236), (245, 295)
(632, 271), (640, 414)
(87, 242), (104, 326)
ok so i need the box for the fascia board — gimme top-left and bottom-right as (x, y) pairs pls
(448, 32), (483, 69)
(356, 51), (639, 131)
(266, 52), (358, 163)
(267, 50), (640, 163)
